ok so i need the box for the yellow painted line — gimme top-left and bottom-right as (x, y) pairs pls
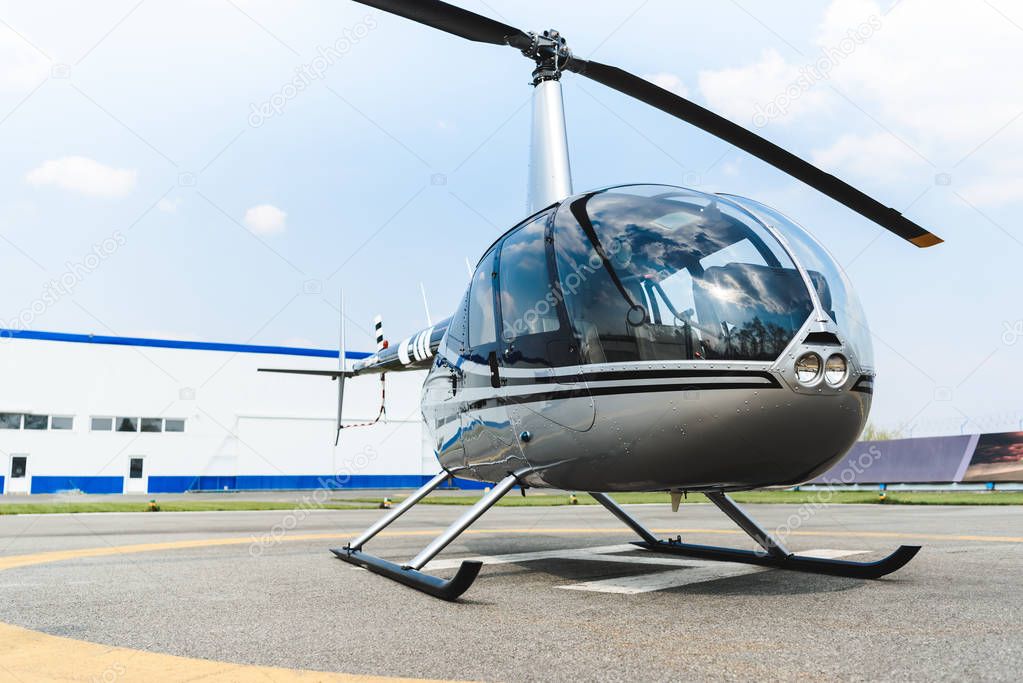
(768, 529), (1023, 544)
(1, 524), (1021, 681)
(0, 621), (460, 682)
(4, 526), (1021, 573)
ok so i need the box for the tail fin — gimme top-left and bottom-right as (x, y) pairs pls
(373, 314), (387, 351)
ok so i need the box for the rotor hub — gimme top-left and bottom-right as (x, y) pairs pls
(524, 29), (572, 85)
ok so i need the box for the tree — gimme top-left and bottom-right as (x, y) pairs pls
(860, 422), (905, 441)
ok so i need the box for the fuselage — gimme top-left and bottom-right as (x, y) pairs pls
(410, 184), (875, 492)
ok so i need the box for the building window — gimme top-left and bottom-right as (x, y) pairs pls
(0, 413), (21, 429)
(129, 458), (144, 479)
(140, 418), (162, 433)
(23, 414), (48, 430)
(164, 419), (185, 433)
(11, 456), (27, 478)
(116, 417), (138, 432)
(50, 416), (74, 430)
(91, 417), (114, 431)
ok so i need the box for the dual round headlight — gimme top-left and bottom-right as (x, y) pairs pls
(794, 352), (848, 387)
(824, 354), (848, 386)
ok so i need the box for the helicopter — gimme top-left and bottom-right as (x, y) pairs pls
(262, 0), (942, 600)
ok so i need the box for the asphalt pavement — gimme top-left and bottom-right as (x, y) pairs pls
(0, 502), (1020, 681)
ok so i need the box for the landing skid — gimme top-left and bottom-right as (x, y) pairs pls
(332, 547), (482, 600)
(632, 540), (920, 579)
(332, 469), (527, 601)
(591, 491), (920, 580)
(335, 480), (917, 601)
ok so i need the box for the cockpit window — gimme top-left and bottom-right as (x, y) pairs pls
(552, 185), (814, 363)
(498, 213), (559, 341)
(721, 194), (875, 370)
(468, 250), (497, 348)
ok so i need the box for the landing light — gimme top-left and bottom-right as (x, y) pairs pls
(794, 352), (822, 385)
(825, 354), (848, 386)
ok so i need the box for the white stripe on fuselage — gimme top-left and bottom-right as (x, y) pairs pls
(450, 374), (775, 404)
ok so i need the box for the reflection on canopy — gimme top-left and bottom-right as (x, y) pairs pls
(721, 194), (875, 371)
(552, 185), (814, 363)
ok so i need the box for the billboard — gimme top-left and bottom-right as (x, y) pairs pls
(812, 431), (1023, 485)
(962, 432), (1023, 482)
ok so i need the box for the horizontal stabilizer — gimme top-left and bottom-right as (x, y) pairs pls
(258, 368), (353, 378)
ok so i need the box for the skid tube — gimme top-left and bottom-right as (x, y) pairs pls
(591, 491), (920, 580)
(332, 469), (528, 601)
(331, 547), (483, 601)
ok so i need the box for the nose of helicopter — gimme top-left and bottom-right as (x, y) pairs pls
(521, 353), (873, 492)
(659, 378), (871, 489)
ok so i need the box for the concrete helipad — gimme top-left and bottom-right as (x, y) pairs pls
(1, 502), (1021, 681)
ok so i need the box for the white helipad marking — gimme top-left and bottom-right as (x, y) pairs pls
(423, 544), (637, 571)
(560, 549), (869, 594)
(428, 545), (870, 594)
(561, 563), (767, 594)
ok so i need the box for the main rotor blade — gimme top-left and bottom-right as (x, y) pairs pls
(353, 0), (532, 50)
(566, 58), (942, 248)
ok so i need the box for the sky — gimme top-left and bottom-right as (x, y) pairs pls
(0, 0), (1021, 436)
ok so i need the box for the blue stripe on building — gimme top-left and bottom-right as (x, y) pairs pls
(30, 476), (124, 494)
(147, 474), (488, 493)
(0, 328), (371, 359)
(18, 475), (487, 495)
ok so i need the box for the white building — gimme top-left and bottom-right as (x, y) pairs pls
(0, 329), (444, 495)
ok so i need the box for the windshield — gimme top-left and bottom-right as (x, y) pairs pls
(552, 185), (814, 363)
(721, 195), (875, 371)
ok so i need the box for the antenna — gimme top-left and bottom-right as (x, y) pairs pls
(335, 290), (347, 446)
(419, 282), (433, 326)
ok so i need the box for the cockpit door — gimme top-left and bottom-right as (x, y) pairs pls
(495, 213), (595, 433)
(457, 249), (526, 478)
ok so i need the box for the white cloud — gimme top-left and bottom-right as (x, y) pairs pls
(157, 197), (181, 213)
(696, 0), (1023, 205)
(243, 204), (287, 234)
(959, 178), (1023, 207)
(820, 0), (1023, 145)
(815, 0), (1023, 200)
(697, 0), (883, 128)
(698, 49), (832, 127)
(812, 132), (926, 182)
(26, 156), (138, 198)
(0, 29), (49, 90)
(643, 72), (689, 98)
(720, 158), (742, 177)
(959, 162), (1023, 207)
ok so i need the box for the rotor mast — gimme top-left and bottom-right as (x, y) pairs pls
(526, 30), (573, 213)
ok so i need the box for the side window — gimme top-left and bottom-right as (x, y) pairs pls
(446, 290), (470, 349)
(467, 250), (497, 349)
(498, 214), (559, 342)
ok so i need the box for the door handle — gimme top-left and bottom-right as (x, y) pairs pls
(487, 350), (501, 389)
